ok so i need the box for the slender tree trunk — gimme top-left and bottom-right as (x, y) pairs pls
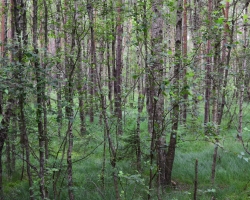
(104, 1), (113, 113)
(107, 41), (113, 112)
(219, 0), (237, 125)
(182, 0), (188, 124)
(32, 0), (46, 198)
(217, 1), (229, 124)
(11, 117), (17, 173)
(114, 0), (123, 135)
(55, 0), (63, 137)
(9, 0), (16, 180)
(237, 2), (248, 140)
(111, 0), (116, 116)
(6, 132), (11, 178)
(190, 0), (201, 119)
(65, 2), (80, 199)
(19, 96), (34, 199)
(87, 1), (97, 123)
(0, 98), (15, 198)
(77, 47), (87, 135)
(101, 125), (107, 189)
(13, 0), (34, 198)
(94, 41), (120, 200)
(134, 3), (144, 173)
(42, 1), (49, 197)
(66, 81), (74, 200)
(204, 0), (213, 126)
(136, 78), (145, 172)
(0, 0), (7, 186)
(43, 0), (49, 163)
(0, 0), (7, 115)
(98, 41), (105, 125)
(194, 159), (198, 200)
(165, 0), (182, 186)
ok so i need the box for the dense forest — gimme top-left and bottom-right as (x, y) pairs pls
(0, 0), (250, 199)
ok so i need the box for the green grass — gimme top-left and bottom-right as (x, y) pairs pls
(3, 100), (250, 200)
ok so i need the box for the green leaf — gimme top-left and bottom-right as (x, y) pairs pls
(167, 50), (172, 55)
(243, 127), (250, 132)
(243, 14), (248, 23)
(163, 80), (170, 86)
(197, 95), (203, 101)
(186, 72), (194, 78)
(132, 74), (139, 79)
(215, 17), (224, 24)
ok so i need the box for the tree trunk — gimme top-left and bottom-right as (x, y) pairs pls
(43, 0), (49, 161)
(134, 3), (144, 173)
(55, 0), (63, 137)
(182, 0), (188, 124)
(0, 0), (7, 115)
(237, 2), (248, 140)
(0, 98), (15, 198)
(19, 96), (34, 199)
(190, 0), (201, 119)
(218, 0), (237, 125)
(204, 0), (213, 126)
(32, 0), (46, 198)
(165, 0), (182, 186)
(13, 0), (35, 198)
(114, 0), (123, 135)
(77, 46), (87, 135)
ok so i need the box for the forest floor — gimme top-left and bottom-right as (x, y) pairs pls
(3, 109), (250, 200)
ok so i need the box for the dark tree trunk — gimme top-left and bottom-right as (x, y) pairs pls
(13, 0), (34, 198)
(77, 43), (87, 135)
(55, 0), (63, 137)
(87, 1), (97, 123)
(0, 0), (7, 115)
(182, 0), (188, 124)
(204, 0), (213, 126)
(32, 0), (46, 198)
(0, 98), (15, 198)
(19, 96), (34, 199)
(114, 0), (123, 135)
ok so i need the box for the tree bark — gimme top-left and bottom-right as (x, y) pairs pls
(237, 1), (248, 140)
(114, 0), (123, 135)
(194, 159), (198, 200)
(55, 0), (63, 137)
(165, 0), (182, 186)
(182, 0), (188, 124)
(204, 0), (213, 126)
(77, 46), (87, 135)
(13, 0), (35, 198)
(0, 98), (15, 198)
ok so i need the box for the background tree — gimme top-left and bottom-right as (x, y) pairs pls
(0, 0), (250, 199)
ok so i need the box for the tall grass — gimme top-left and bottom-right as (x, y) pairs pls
(3, 101), (250, 200)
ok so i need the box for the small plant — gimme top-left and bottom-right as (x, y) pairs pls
(118, 170), (149, 199)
